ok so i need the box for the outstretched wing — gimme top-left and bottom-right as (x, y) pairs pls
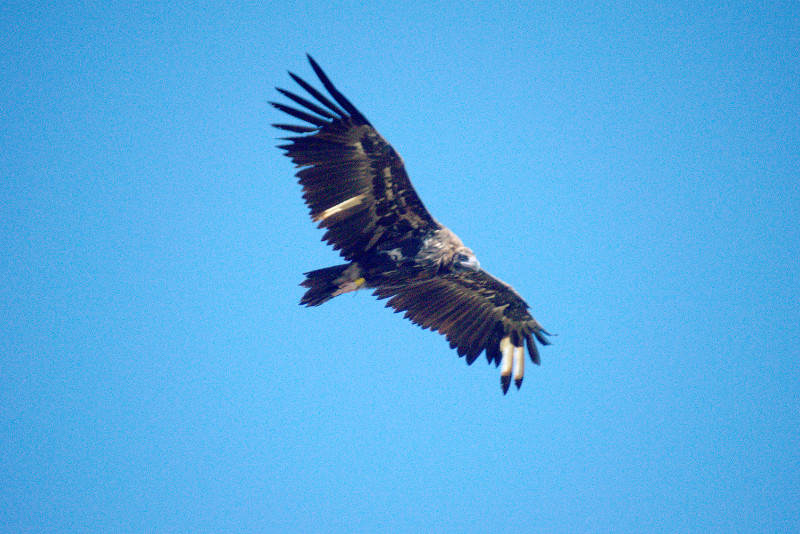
(373, 269), (552, 393)
(272, 55), (438, 261)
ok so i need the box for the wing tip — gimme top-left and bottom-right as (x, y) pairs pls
(525, 333), (542, 366)
(303, 54), (372, 127)
(501, 375), (511, 395)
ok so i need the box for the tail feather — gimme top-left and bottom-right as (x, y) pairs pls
(300, 264), (362, 306)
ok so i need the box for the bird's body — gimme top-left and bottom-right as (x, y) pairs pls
(272, 55), (551, 392)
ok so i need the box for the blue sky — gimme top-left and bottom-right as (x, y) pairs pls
(2, 1), (798, 532)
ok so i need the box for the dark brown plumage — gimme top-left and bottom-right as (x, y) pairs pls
(272, 55), (551, 393)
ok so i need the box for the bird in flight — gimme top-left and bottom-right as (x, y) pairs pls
(272, 55), (551, 393)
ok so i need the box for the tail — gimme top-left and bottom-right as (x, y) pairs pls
(300, 263), (365, 306)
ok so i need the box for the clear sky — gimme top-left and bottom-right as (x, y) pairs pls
(2, 1), (799, 532)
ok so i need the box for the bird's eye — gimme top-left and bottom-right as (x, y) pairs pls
(456, 254), (470, 263)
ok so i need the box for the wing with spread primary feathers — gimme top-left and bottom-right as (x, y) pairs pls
(271, 55), (438, 261)
(373, 268), (552, 393)
(273, 55), (553, 393)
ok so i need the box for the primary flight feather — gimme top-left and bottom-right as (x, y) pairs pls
(272, 55), (551, 393)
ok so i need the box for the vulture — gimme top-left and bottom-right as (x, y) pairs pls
(272, 55), (551, 393)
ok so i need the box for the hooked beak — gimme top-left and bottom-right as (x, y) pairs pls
(459, 254), (481, 271)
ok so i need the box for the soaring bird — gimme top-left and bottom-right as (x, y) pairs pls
(272, 55), (551, 393)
